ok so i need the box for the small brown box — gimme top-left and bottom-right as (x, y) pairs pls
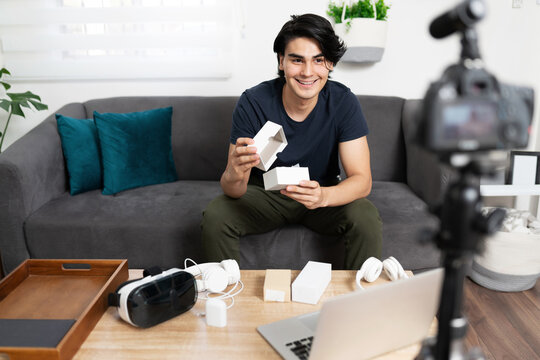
(263, 269), (291, 302)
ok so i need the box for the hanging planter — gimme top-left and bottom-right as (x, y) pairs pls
(328, 0), (390, 63)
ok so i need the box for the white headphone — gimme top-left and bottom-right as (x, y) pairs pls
(183, 259), (241, 293)
(182, 259), (244, 327)
(382, 256), (409, 281)
(356, 256), (408, 290)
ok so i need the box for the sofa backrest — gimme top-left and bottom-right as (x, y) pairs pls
(358, 95), (406, 182)
(83, 95), (407, 183)
(85, 96), (235, 181)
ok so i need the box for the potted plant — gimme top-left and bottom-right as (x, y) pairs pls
(0, 68), (48, 153)
(327, 0), (391, 63)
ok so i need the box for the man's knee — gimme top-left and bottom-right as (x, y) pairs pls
(202, 195), (239, 230)
(343, 199), (382, 233)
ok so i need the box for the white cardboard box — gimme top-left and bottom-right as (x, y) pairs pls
(263, 167), (310, 191)
(249, 121), (287, 171)
(291, 261), (331, 305)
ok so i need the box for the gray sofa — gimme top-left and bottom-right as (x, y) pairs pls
(0, 95), (446, 276)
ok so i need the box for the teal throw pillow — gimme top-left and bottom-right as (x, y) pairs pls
(93, 107), (178, 195)
(56, 114), (102, 195)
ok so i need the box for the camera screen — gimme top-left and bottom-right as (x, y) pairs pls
(439, 100), (498, 150)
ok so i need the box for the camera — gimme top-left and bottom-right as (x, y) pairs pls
(414, 1), (536, 360)
(417, 0), (534, 155)
(420, 64), (534, 154)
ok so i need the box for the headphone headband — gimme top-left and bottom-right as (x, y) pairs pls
(183, 259), (241, 292)
(184, 262), (221, 277)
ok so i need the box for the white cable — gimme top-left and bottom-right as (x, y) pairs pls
(356, 257), (383, 290)
(182, 258), (243, 309)
(206, 291), (235, 309)
(196, 293), (235, 316)
(382, 256), (409, 281)
(198, 280), (244, 302)
(184, 258), (202, 275)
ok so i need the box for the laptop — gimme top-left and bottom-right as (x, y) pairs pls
(257, 268), (443, 360)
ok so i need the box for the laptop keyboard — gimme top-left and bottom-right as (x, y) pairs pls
(285, 336), (313, 360)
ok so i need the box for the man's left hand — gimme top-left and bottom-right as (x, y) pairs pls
(280, 180), (328, 209)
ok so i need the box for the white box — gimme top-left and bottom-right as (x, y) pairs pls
(292, 261), (331, 305)
(249, 121), (287, 171)
(263, 167), (310, 191)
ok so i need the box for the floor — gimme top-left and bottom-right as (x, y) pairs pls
(463, 277), (540, 360)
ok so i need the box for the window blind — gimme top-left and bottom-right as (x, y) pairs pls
(0, 0), (237, 80)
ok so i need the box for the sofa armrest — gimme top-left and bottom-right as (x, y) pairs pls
(0, 103), (86, 274)
(402, 99), (455, 208)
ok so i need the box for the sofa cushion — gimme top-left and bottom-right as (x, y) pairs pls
(56, 115), (101, 195)
(23, 180), (440, 271)
(24, 180), (223, 269)
(368, 181), (440, 270)
(94, 107), (178, 195)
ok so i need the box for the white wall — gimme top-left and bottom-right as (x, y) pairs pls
(1, 0), (539, 152)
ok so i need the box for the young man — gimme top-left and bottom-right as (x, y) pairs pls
(201, 14), (382, 270)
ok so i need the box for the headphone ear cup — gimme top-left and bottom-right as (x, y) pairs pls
(356, 257), (383, 289)
(202, 266), (229, 293)
(383, 256), (408, 281)
(220, 259), (241, 284)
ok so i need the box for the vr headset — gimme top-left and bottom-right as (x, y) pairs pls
(108, 267), (197, 328)
(108, 260), (241, 328)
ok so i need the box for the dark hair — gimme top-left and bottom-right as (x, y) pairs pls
(273, 14), (346, 78)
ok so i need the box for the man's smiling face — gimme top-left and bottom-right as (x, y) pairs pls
(279, 37), (333, 104)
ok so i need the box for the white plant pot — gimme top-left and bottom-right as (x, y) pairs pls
(334, 18), (388, 63)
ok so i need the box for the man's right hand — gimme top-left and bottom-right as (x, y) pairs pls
(220, 138), (260, 197)
(228, 138), (260, 176)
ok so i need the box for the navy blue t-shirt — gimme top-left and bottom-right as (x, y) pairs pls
(231, 78), (368, 186)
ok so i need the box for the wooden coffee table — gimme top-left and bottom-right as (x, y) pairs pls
(74, 269), (429, 360)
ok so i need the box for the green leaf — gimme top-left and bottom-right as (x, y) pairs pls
(0, 70), (47, 120)
(0, 99), (11, 112)
(358, 0), (375, 18)
(7, 91), (41, 102)
(11, 103), (25, 117)
(375, 0), (390, 20)
(19, 100), (31, 109)
(28, 99), (48, 111)
(327, 3), (344, 24)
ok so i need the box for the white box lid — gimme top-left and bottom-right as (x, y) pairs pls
(249, 121), (287, 171)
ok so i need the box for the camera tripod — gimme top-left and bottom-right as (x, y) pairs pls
(416, 160), (505, 360)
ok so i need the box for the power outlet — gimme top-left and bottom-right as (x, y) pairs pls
(512, 0), (523, 8)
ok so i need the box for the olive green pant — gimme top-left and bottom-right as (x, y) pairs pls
(201, 185), (382, 270)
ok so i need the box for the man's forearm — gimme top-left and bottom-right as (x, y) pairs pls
(322, 174), (371, 207)
(220, 167), (250, 198)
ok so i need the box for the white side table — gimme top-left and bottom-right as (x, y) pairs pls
(480, 184), (540, 217)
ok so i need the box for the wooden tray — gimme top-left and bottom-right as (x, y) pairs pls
(0, 259), (128, 360)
